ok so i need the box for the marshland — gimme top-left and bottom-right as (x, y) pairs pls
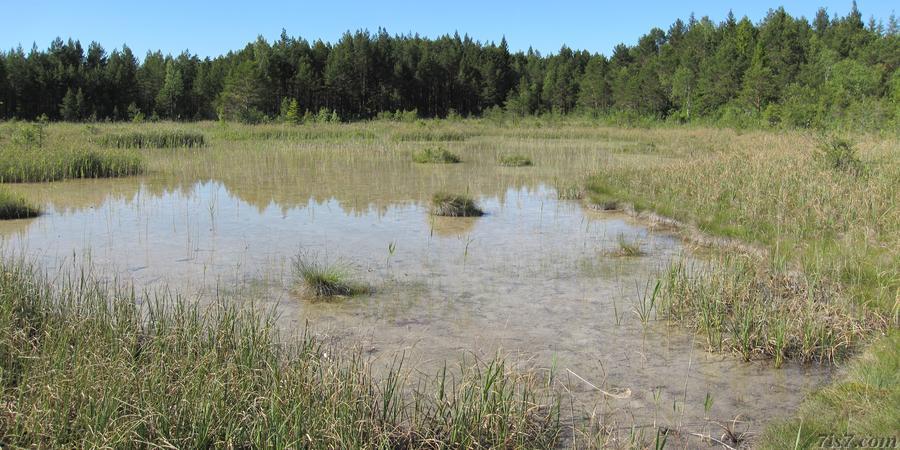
(1, 3), (898, 448)
(0, 118), (895, 448)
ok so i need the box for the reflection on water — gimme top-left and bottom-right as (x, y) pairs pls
(0, 137), (829, 443)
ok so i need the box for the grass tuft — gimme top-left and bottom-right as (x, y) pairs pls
(499, 154), (533, 167)
(292, 252), (371, 297)
(609, 234), (645, 257)
(431, 192), (484, 217)
(0, 188), (41, 219)
(412, 147), (461, 164)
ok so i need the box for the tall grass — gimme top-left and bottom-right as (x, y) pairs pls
(412, 147), (461, 164)
(0, 188), (41, 219)
(0, 148), (143, 182)
(0, 260), (560, 448)
(97, 130), (206, 148)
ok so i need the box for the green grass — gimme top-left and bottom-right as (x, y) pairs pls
(759, 331), (899, 449)
(412, 147), (461, 164)
(0, 259), (561, 448)
(97, 130), (206, 148)
(0, 148), (144, 182)
(583, 129), (898, 446)
(0, 188), (41, 219)
(431, 192), (484, 217)
(499, 154), (533, 167)
(292, 252), (372, 297)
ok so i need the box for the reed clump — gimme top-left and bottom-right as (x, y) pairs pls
(0, 148), (144, 182)
(292, 252), (371, 297)
(431, 192), (484, 217)
(0, 188), (41, 219)
(98, 130), (206, 148)
(0, 260), (561, 448)
(412, 147), (461, 164)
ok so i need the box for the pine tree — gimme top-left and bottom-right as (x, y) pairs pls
(60, 88), (79, 121)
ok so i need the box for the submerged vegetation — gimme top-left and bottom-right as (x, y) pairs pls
(292, 252), (371, 297)
(431, 192), (484, 217)
(0, 260), (560, 448)
(411, 146), (461, 164)
(0, 188), (41, 219)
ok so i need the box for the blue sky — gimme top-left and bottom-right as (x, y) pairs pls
(3, 1), (896, 58)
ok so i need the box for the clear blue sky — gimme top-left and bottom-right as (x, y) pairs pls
(4, 1), (896, 58)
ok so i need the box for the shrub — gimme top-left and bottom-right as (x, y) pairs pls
(815, 137), (864, 176)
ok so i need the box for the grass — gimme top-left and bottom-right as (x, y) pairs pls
(97, 130), (206, 148)
(583, 129), (897, 446)
(292, 252), (372, 297)
(0, 259), (561, 448)
(431, 192), (484, 217)
(0, 148), (143, 182)
(411, 147), (461, 164)
(0, 188), (41, 219)
(610, 233), (645, 257)
(499, 154), (533, 167)
(758, 330), (899, 449)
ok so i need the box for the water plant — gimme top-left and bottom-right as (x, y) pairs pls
(0, 147), (143, 182)
(0, 188), (41, 219)
(98, 130), (206, 149)
(412, 147), (461, 164)
(610, 233), (645, 257)
(292, 251), (371, 297)
(431, 192), (484, 217)
(499, 154), (533, 167)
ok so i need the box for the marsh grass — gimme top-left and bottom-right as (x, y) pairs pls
(98, 130), (206, 148)
(0, 188), (41, 219)
(657, 257), (874, 364)
(393, 130), (471, 142)
(499, 154), (533, 167)
(0, 147), (144, 182)
(431, 192), (484, 217)
(814, 136), (864, 176)
(0, 260), (561, 448)
(610, 234), (645, 257)
(292, 252), (371, 297)
(412, 147), (461, 164)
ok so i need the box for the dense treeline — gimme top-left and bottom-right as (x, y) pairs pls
(1, 3), (897, 128)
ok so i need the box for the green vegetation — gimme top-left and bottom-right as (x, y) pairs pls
(411, 147), (461, 164)
(0, 188), (41, 219)
(760, 331), (899, 449)
(98, 130), (206, 148)
(499, 154), (533, 167)
(583, 128), (897, 447)
(292, 252), (371, 297)
(431, 192), (484, 217)
(0, 260), (560, 448)
(1, 4), (896, 131)
(0, 147), (143, 182)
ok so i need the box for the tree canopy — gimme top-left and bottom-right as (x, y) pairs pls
(1, 4), (896, 129)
